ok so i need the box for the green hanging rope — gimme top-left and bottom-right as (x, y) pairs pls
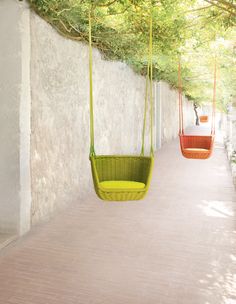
(89, 9), (95, 157)
(89, 8), (154, 158)
(149, 12), (154, 157)
(140, 65), (150, 156)
(141, 11), (154, 157)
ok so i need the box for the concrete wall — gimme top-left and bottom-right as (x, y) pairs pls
(224, 101), (236, 187)
(0, 0), (31, 235)
(230, 104), (236, 153)
(0, 3), (195, 230)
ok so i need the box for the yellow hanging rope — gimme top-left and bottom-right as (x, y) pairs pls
(89, 8), (154, 157)
(89, 9), (95, 157)
(211, 57), (217, 135)
(141, 11), (154, 156)
(149, 12), (154, 156)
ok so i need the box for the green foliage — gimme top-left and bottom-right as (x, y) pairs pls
(232, 151), (236, 164)
(28, 0), (236, 108)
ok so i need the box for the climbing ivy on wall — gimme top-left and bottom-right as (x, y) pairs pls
(28, 0), (236, 110)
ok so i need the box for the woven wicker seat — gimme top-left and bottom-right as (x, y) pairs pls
(179, 135), (214, 159)
(90, 156), (154, 201)
(200, 115), (209, 123)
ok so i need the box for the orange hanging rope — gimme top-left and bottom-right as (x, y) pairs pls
(178, 61), (184, 135)
(211, 58), (217, 135)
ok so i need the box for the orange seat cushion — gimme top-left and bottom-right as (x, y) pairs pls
(185, 148), (209, 152)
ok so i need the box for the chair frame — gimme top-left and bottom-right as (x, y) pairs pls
(179, 134), (214, 159)
(90, 155), (154, 201)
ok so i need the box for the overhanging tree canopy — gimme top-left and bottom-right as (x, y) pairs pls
(28, 0), (236, 110)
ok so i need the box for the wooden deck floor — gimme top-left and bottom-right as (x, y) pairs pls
(0, 137), (235, 304)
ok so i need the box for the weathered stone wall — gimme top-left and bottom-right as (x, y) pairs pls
(0, 0), (31, 235)
(224, 102), (236, 187)
(30, 13), (195, 224)
(0, 0), (20, 234)
(231, 105), (236, 154)
(231, 105), (236, 187)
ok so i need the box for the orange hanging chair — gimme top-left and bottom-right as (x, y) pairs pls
(199, 115), (209, 123)
(178, 60), (217, 160)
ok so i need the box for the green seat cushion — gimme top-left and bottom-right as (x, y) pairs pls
(99, 180), (146, 190)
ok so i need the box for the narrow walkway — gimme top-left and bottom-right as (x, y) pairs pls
(0, 136), (236, 304)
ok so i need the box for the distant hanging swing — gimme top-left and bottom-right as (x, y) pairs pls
(178, 60), (217, 159)
(199, 115), (209, 123)
(88, 9), (154, 201)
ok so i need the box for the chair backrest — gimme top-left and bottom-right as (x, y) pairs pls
(92, 156), (153, 183)
(180, 135), (213, 150)
(200, 115), (209, 123)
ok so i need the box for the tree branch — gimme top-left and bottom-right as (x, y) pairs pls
(185, 5), (213, 13)
(217, 0), (236, 11)
(204, 0), (236, 16)
(95, 0), (118, 7)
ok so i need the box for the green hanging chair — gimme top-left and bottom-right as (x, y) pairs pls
(88, 9), (154, 201)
